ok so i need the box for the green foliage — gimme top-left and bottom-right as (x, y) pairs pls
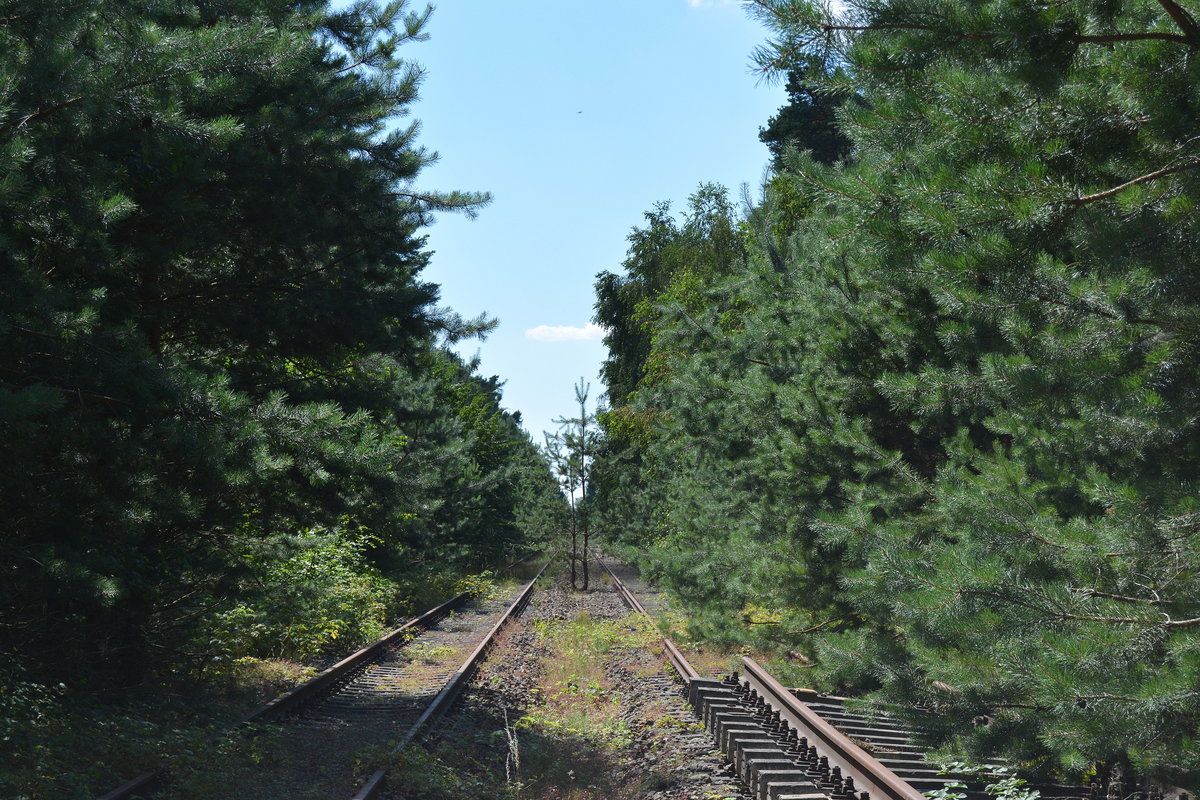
(419, 349), (567, 566)
(453, 570), (501, 600)
(0, 0), (560, 791)
(759, 53), (857, 170)
(523, 611), (656, 747)
(205, 529), (395, 665)
(0, 673), (274, 800)
(362, 745), (523, 800)
(925, 763), (1041, 800)
(595, 0), (1200, 787)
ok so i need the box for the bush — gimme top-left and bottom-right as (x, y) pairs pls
(204, 529), (397, 668)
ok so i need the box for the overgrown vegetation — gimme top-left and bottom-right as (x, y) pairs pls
(593, 0), (1200, 789)
(0, 2), (563, 797)
(383, 588), (672, 800)
(523, 612), (655, 745)
(499, 607), (664, 799)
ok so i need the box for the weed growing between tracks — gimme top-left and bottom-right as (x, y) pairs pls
(488, 610), (665, 798)
(523, 611), (657, 747)
(393, 586), (689, 800)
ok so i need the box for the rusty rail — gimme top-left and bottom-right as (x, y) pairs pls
(740, 655), (926, 800)
(595, 554), (926, 800)
(96, 591), (473, 800)
(243, 591), (468, 726)
(594, 555), (700, 682)
(349, 559), (551, 800)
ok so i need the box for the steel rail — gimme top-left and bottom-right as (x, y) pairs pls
(96, 771), (161, 800)
(349, 559), (551, 800)
(741, 655), (926, 800)
(96, 591), (473, 800)
(595, 556), (924, 800)
(581, 559), (1099, 800)
(242, 590), (468, 726)
(594, 555), (700, 682)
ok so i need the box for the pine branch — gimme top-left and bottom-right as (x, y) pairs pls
(955, 577), (1200, 630)
(1054, 610), (1200, 628)
(0, 379), (130, 408)
(1155, 0), (1200, 41)
(159, 247), (368, 307)
(254, 368), (350, 390)
(1072, 587), (1164, 605)
(795, 166), (874, 205)
(812, 22), (1190, 46)
(945, 270), (1168, 326)
(387, 189), (492, 214)
(793, 618), (840, 635)
(335, 55), (376, 74)
(1068, 158), (1200, 205)
(746, 0), (1195, 63)
(818, 22), (996, 41)
(949, 585), (1070, 617)
(9, 325), (60, 342)
(1074, 32), (1191, 43)
(10, 52), (288, 130)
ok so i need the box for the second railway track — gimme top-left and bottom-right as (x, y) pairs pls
(99, 562), (547, 800)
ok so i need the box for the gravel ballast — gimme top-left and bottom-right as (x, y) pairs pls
(402, 565), (753, 800)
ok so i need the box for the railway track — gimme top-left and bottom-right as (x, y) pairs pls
(99, 554), (1180, 800)
(98, 561), (547, 800)
(595, 556), (1148, 800)
(348, 565), (543, 799)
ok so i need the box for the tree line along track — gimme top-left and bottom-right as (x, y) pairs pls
(594, 556), (1154, 800)
(97, 561), (547, 800)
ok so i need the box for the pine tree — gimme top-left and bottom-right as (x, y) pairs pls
(759, 53), (856, 170)
(0, 0), (493, 686)
(546, 379), (600, 590)
(742, 0), (1200, 782)
(594, 0), (1200, 784)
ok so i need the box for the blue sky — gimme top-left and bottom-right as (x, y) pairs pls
(408, 0), (785, 440)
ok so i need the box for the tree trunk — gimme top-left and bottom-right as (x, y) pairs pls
(570, 518), (578, 590)
(581, 531), (590, 590)
(108, 591), (152, 691)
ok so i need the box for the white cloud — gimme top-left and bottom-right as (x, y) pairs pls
(524, 322), (607, 343)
